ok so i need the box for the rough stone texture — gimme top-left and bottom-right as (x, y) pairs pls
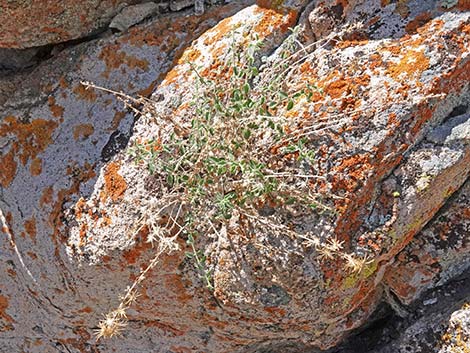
(109, 3), (160, 32)
(1, 1), (470, 352)
(0, 0), (140, 48)
(327, 178), (470, 353)
(385, 167), (470, 306)
(0, 0), (222, 49)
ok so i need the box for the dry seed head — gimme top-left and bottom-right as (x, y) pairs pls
(343, 254), (372, 274)
(326, 237), (344, 252)
(95, 315), (127, 340)
(316, 246), (334, 260)
(114, 305), (128, 318)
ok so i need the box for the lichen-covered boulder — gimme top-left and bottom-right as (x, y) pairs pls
(0, 0), (469, 352)
(0, 0), (142, 48)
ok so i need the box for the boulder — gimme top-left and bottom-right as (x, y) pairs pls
(0, 0), (138, 48)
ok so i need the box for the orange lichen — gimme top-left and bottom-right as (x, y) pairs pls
(73, 124), (94, 141)
(40, 186), (54, 206)
(0, 116), (58, 166)
(59, 76), (69, 89)
(122, 230), (152, 265)
(324, 74), (371, 100)
(203, 16), (234, 46)
(458, 0), (470, 10)
(253, 7), (298, 37)
(0, 295), (14, 324)
(47, 96), (64, 118)
(77, 306), (93, 314)
(169, 346), (192, 353)
(103, 162), (127, 202)
(74, 198), (87, 220)
(24, 217), (37, 240)
(30, 157), (42, 176)
(386, 49), (430, 81)
(27, 251), (38, 259)
(0, 149), (17, 187)
(73, 83), (97, 101)
(178, 48), (201, 65)
(98, 44), (150, 79)
(163, 274), (195, 304)
(48, 162), (96, 247)
(79, 223), (88, 246)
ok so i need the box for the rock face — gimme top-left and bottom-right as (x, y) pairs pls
(0, 0), (221, 49)
(0, 0), (137, 49)
(0, 1), (469, 352)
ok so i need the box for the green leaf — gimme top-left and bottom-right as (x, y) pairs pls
(286, 100), (294, 110)
(243, 129), (251, 139)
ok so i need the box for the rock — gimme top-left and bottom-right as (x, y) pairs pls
(439, 304), (470, 353)
(170, 0), (195, 11)
(332, 176), (470, 352)
(0, 2), (254, 352)
(1, 0), (470, 352)
(110, 3), (160, 32)
(0, 0), (141, 49)
(384, 149), (470, 306)
(0, 48), (42, 71)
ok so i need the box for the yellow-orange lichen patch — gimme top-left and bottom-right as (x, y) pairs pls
(0, 149), (17, 187)
(73, 124), (94, 141)
(30, 157), (42, 176)
(386, 49), (430, 81)
(74, 197), (87, 220)
(98, 44), (150, 79)
(178, 48), (201, 65)
(253, 7), (298, 37)
(27, 251), (38, 260)
(103, 162), (127, 202)
(0, 116), (58, 166)
(47, 96), (64, 118)
(203, 16), (234, 47)
(24, 217), (37, 240)
(323, 74), (371, 100)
